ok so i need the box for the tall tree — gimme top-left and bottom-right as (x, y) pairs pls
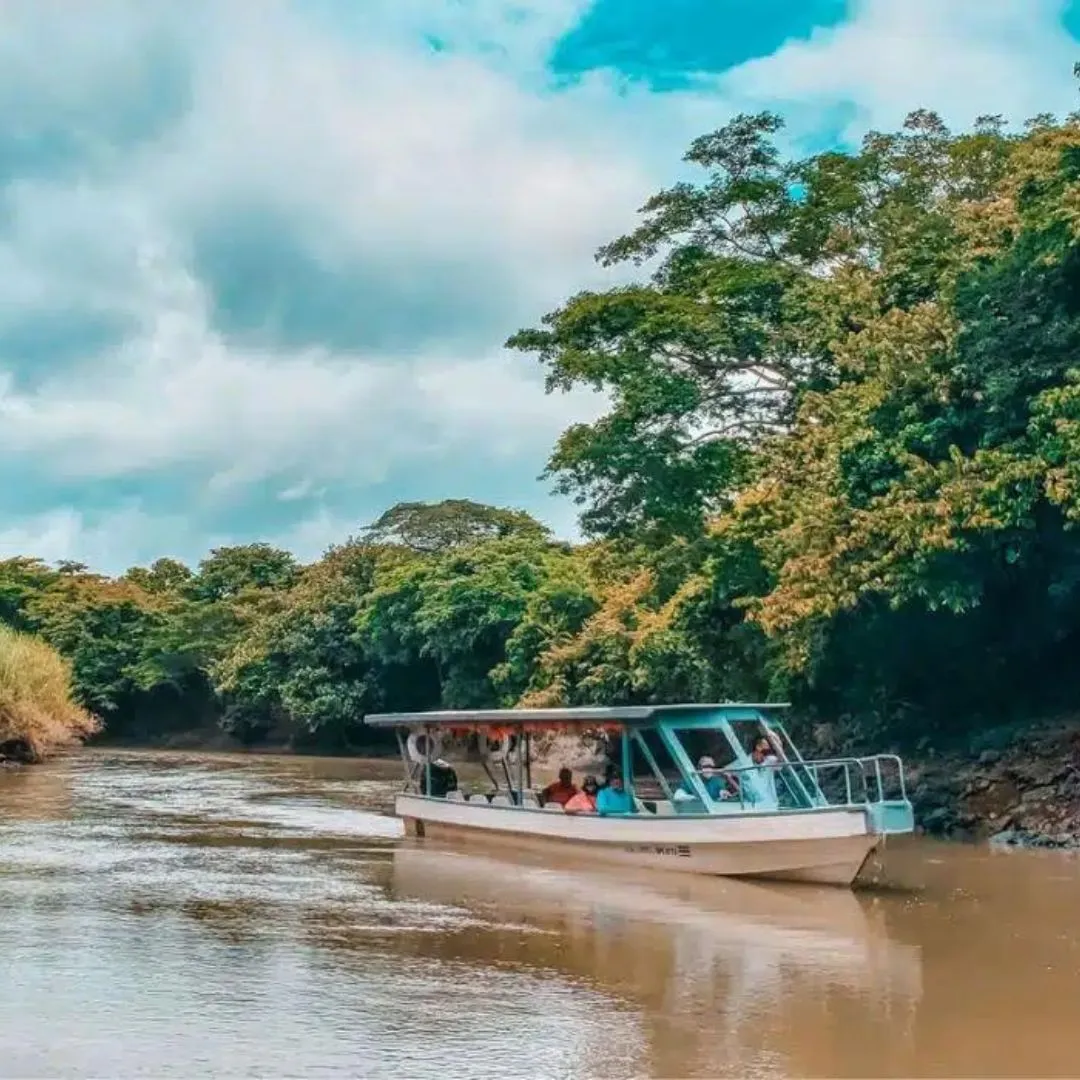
(188, 544), (299, 603)
(508, 111), (1017, 540)
(360, 499), (550, 553)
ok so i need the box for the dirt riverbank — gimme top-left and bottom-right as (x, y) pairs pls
(903, 717), (1080, 848)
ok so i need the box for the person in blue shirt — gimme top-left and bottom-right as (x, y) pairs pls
(596, 771), (635, 815)
(674, 756), (733, 803)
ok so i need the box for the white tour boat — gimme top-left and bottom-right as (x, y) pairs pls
(364, 703), (914, 887)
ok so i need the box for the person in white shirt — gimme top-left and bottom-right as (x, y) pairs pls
(742, 732), (782, 809)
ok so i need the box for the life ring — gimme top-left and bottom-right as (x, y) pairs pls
(406, 730), (443, 765)
(478, 732), (519, 764)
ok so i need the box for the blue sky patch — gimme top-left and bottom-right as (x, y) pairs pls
(550, 0), (848, 89)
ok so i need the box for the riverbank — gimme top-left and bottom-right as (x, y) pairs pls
(905, 717), (1080, 849)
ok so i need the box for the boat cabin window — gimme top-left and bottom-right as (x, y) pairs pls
(728, 719), (777, 756)
(664, 721), (812, 809)
(626, 732), (684, 800)
(667, 728), (740, 771)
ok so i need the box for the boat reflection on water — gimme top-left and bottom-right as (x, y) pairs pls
(389, 843), (923, 1077)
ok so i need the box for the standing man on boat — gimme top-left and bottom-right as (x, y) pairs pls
(596, 771), (635, 815)
(742, 732), (783, 809)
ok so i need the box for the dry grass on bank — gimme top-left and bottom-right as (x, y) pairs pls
(0, 626), (100, 762)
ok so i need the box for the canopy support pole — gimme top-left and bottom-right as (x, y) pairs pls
(424, 726), (432, 797)
(656, 721), (716, 809)
(632, 731), (674, 800)
(396, 730), (418, 792)
(620, 727), (632, 796)
(516, 725), (525, 803)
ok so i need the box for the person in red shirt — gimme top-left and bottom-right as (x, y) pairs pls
(542, 767), (578, 806)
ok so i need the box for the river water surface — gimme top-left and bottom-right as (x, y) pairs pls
(2, 750), (1080, 1078)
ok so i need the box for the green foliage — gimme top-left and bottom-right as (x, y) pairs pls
(214, 542), (397, 747)
(508, 96), (1080, 743)
(507, 109), (1019, 542)
(123, 558), (192, 595)
(357, 535), (572, 709)
(359, 499), (550, 552)
(23, 573), (164, 718)
(188, 544), (299, 603)
(0, 558), (56, 631)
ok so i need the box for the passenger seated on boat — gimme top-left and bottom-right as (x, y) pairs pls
(596, 771), (635, 815)
(541, 767), (578, 807)
(673, 756), (733, 802)
(740, 734), (782, 809)
(422, 758), (458, 798)
(564, 775), (598, 814)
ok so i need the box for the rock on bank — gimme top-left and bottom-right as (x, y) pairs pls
(908, 718), (1080, 849)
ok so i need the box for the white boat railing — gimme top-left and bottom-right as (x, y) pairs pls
(425, 755), (908, 811)
(674, 753), (909, 813)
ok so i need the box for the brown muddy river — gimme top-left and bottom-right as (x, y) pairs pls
(2, 751), (1080, 1078)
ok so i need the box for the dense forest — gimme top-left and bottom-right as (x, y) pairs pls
(7, 100), (1080, 757)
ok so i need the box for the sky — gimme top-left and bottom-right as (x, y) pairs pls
(3, 0), (1080, 573)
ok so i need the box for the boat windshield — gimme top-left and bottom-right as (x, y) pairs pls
(640, 716), (823, 811)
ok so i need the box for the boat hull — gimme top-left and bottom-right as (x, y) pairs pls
(396, 794), (880, 887)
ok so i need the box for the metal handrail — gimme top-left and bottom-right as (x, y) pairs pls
(661, 753), (909, 812)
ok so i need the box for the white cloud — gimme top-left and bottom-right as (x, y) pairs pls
(277, 480), (323, 504)
(722, 0), (1080, 138)
(0, 0), (689, 516)
(0, 224), (608, 490)
(0, 506), (198, 571)
(156, 6), (648, 277)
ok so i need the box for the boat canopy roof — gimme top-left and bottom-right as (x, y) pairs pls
(364, 703), (789, 729)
